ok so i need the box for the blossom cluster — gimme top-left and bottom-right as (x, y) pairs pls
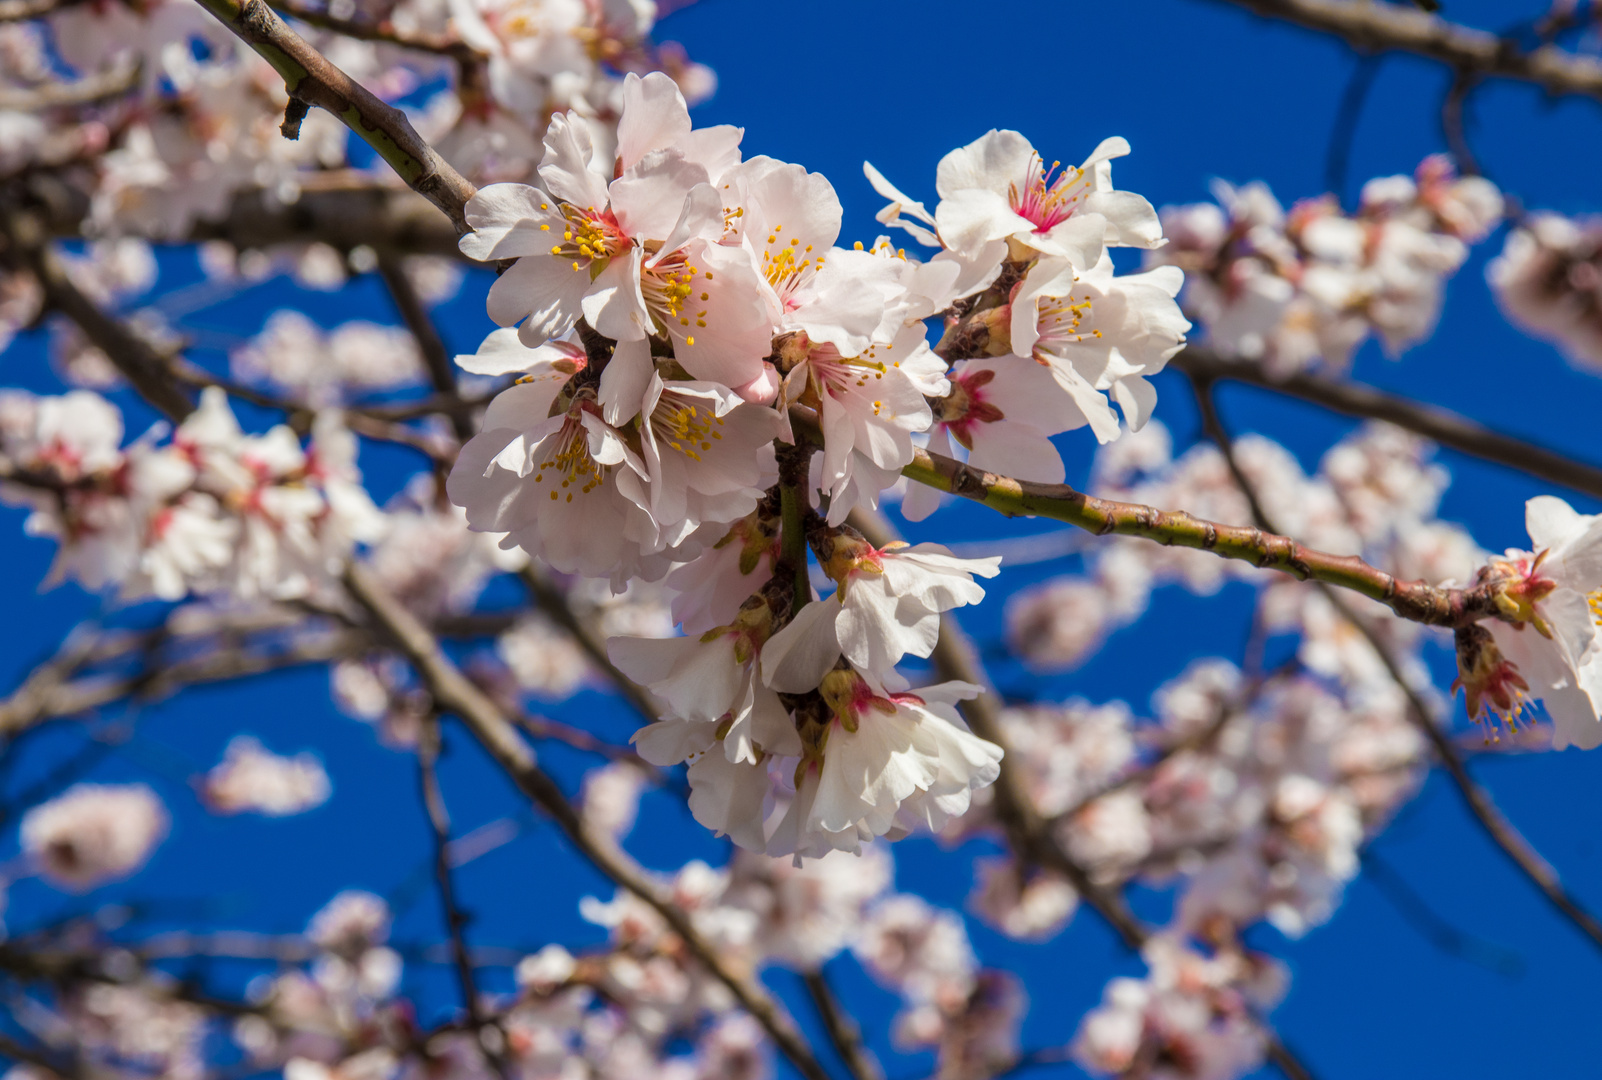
(1489, 211), (1602, 370)
(445, 71), (1191, 859)
(0, 386), (384, 602)
(1150, 156), (1502, 372)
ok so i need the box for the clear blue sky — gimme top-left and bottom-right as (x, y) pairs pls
(4, 0), (1602, 1077)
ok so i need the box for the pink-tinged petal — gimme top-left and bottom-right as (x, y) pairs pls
(679, 124), (744, 180)
(616, 71), (692, 171)
(632, 717), (716, 766)
(1527, 495), (1587, 551)
(863, 160), (936, 226)
(687, 753), (770, 851)
(457, 327), (575, 376)
(1084, 189), (1163, 249)
(968, 421), (1066, 483)
(666, 240), (773, 387)
(598, 337), (654, 426)
(538, 114), (609, 211)
(644, 181), (723, 268)
(733, 362), (780, 405)
(935, 188), (1026, 255)
(1110, 376), (1159, 432)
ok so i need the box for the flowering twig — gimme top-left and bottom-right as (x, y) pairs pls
(1195, 377), (1602, 958)
(1211, 0), (1602, 103)
(899, 443), (1499, 630)
(192, 0), (478, 234)
(1172, 348), (1602, 502)
(341, 562), (838, 1080)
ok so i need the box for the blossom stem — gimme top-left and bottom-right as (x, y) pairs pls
(899, 444), (1501, 629)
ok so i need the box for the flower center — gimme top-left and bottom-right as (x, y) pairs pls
(936, 368), (1005, 449)
(1035, 291), (1103, 351)
(531, 404), (609, 503)
(758, 223), (822, 304)
(641, 248), (705, 343)
(547, 204), (626, 271)
(1009, 154), (1087, 233)
(649, 393), (725, 462)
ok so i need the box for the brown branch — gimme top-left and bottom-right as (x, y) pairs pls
(1208, 0), (1602, 103)
(516, 566), (660, 723)
(340, 562), (836, 1080)
(0, 210), (195, 422)
(0, 59), (140, 111)
(1195, 378), (1602, 959)
(802, 970), (881, 1080)
(267, 0), (480, 60)
(897, 439), (1498, 631)
(192, 0), (477, 235)
(1172, 348), (1602, 502)
(377, 254), (475, 442)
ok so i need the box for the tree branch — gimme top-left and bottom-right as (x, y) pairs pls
(0, 210), (195, 422)
(1172, 348), (1602, 503)
(802, 969), (881, 1080)
(192, 0), (477, 234)
(268, 0), (481, 59)
(340, 562), (836, 1080)
(1207, 0), (1602, 104)
(1194, 377), (1602, 959)
(376, 254), (475, 442)
(898, 442), (1498, 630)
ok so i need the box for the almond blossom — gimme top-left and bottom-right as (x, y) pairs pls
(1461, 495), (1602, 748)
(20, 783), (169, 891)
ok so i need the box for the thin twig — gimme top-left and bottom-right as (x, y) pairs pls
(802, 969), (880, 1080)
(1208, 0), (1602, 104)
(341, 562), (836, 1080)
(1325, 54), (1383, 206)
(0, 210), (194, 422)
(417, 717), (512, 1078)
(893, 436), (1500, 631)
(377, 254), (475, 442)
(1172, 348), (1602, 503)
(0, 58), (139, 110)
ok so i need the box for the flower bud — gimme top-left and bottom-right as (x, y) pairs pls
(1481, 552), (1558, 638)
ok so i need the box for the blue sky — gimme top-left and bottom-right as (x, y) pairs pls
(5, 0), (1602, 1077)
